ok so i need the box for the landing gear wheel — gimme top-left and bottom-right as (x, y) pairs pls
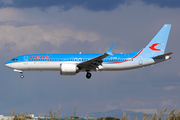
(86, 72), (92, 79)
(20, 75), (24, 78)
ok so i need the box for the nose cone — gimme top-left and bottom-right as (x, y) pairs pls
(5, 62), (12, 68)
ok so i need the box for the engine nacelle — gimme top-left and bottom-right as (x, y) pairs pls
(60, 63), (78, 75)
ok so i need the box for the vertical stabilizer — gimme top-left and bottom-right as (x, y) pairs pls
(140, 24), (171, 57)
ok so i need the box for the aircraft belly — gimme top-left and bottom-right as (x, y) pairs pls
(102, 59), (155, 71)
(28, 62), (60, 71)
(102, 63), (139, 71)
(20, 62), (78, 71)
(12, 62), (58, 71)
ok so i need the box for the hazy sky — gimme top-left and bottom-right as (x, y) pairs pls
(0, 0), (180, 116)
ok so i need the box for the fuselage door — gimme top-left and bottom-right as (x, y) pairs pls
(24, 56), (28, 61)
(139, 56), (143, 65)
(24, 56), (28, 65)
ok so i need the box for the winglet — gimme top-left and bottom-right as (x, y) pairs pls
(106, 43), (114, 55)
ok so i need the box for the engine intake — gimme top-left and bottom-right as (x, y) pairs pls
(60, 63), (78, 75)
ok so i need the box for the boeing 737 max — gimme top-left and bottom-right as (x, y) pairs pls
(5, 24), (172, 79)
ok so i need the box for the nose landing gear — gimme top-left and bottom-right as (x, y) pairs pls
(20, 72), (24, 78)
(13, 69), (24, 78)
(20, 75), (24, 78)
(86, 72), (92, 79)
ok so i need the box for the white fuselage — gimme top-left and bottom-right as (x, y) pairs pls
(5, 58), (156, 72)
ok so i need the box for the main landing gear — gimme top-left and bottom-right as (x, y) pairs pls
(86, 71), (92, 79)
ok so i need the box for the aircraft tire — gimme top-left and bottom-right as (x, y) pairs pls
(86, 72), (91, 79)
(20, 75), (24, 78)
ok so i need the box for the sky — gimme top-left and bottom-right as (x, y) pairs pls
(0, 0), (180, 117)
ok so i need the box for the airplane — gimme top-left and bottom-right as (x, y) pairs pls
(5, 24), (172, 79)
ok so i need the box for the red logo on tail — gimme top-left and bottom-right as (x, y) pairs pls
(149, 43), (162, 51)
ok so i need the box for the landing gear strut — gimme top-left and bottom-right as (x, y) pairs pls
(86, 72), (92, 79)
(20, 72), (24, 78)
(13, 69), (24, 78)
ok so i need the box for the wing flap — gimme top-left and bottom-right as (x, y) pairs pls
(77, 53), (108, 69)
(77, 43), (114, 70)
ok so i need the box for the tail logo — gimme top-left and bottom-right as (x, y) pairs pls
(149, 43), (162, 51)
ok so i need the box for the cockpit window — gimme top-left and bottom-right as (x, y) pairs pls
(12, 58), (18, 61)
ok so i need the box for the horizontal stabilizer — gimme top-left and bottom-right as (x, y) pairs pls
(152, 52), (173, 59)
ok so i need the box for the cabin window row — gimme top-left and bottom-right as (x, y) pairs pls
(32, 59), (62, 61)
(31, 59), (89, 61)
(31, 59), (133, 61)
(103, 59), (133, 61)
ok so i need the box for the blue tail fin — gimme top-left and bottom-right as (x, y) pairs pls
(140, 24), (171, 57)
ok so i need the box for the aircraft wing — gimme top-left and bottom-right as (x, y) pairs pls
(77, 43), (114, 70)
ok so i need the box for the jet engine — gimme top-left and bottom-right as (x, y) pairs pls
(60, 63), (78, 75)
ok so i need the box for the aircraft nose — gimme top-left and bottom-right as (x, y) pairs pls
(5, 62), (12, 68)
